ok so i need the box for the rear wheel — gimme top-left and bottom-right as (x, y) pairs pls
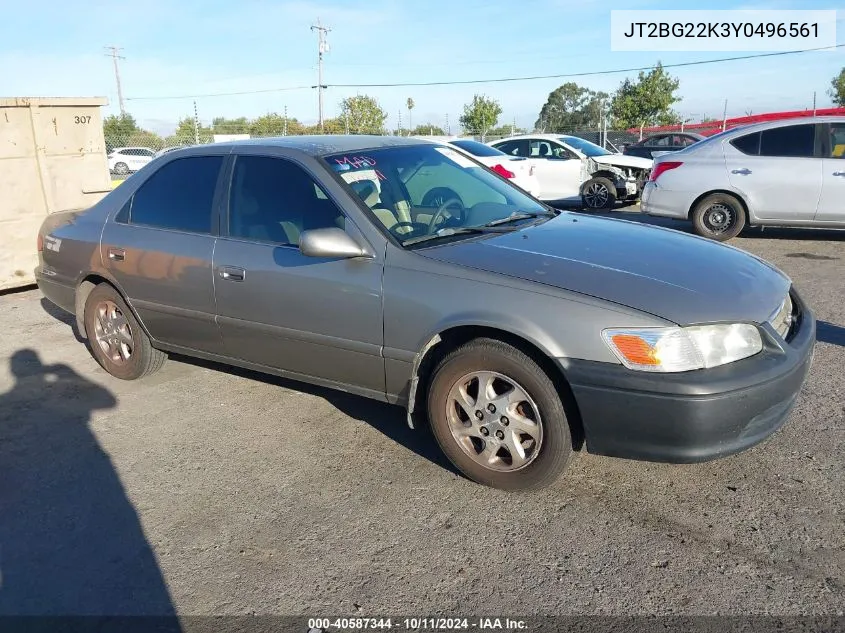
(427, 338), (574, 491)
(581, 177), (617, 210)
(113, 162), (129, 176)
(691, 193), (746, 241)
(83, 283), (166, 380)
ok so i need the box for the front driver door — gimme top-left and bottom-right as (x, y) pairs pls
(213, 152), (385, 398)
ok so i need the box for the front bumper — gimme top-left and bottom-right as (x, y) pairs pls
(560, 292), (815, 463)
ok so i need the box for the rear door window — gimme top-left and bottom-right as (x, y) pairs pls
(493, 140), (528, 157)
(129, 156), (223, 233)
(759, 124), (816, 158)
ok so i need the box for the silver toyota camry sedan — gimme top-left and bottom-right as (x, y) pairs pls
(36, 136), (815, 490)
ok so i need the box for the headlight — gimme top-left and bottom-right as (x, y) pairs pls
(602, 324), (763, 372)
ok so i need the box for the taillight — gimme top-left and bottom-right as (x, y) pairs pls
(492, 164), (516, 179)
(37, 233), (43, 252)
(649, 161), (683, 182)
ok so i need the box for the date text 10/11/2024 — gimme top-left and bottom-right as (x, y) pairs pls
(307, 618), (529, 631)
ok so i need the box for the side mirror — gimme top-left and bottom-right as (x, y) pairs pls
(298, 227), (370, 259)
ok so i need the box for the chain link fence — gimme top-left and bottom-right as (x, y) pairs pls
(104, 126), (645, 175)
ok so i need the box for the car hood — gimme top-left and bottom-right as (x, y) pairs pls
(592, 154), (653, 170)
(419, 214), (790, 326)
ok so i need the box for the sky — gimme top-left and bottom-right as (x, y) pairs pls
(0, 0), (842, 135)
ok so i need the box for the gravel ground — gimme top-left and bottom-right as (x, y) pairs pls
(0, 211), (842, 621)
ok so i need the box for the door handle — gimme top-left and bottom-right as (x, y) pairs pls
(107, 247), (125, 262)
(218, 266), (245, 282)
(833, 171), (845, 177)
(731, 168), (752, 175)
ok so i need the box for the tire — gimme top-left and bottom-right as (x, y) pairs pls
(83, 283), (166, 380)
(426, 338), (574, 491)
(581, 177), (617, 210)
(113, 162), (129, 176)
(691, 193), (746, 241)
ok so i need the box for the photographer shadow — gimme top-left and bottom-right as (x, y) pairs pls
(0, 349), (180, 624)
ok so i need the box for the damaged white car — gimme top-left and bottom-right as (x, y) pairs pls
(490, 134), (652, 209)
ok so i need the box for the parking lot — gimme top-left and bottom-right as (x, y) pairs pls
(0, 209), (843, 617)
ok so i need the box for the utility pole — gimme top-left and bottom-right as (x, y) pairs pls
(193, 100), (200, 144)
(721, 99), (728, 131)
(813, 91), (817, 116)
(445, 113), (450, 135)
(104, 46), (126, 116)
(310, 18), (331, 132)
(511, 116), (515, 136)
(398, 110), (402, 136)
(283, 105), (288, 136)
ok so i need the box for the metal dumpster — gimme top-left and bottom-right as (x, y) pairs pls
(0, 97), (111, 290)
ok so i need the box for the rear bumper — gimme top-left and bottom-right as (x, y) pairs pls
(641, 183), (694, 219)
(34, 266), (75, 314)
(560, 292), (815, 463)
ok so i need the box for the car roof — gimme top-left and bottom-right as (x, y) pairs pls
(704, 116), (845, 139)
(113, 146), (154, 151)
(210, 134), (434, 156)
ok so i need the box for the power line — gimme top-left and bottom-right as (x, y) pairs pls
(124, 43), (844, 101)
(329, 44), (845, 88)
(126, 85), (312, 101)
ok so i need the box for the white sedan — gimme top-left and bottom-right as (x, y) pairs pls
(107, 147), (156, 175)
(489, 134), (652, 209)
(414, 136), (541, 197)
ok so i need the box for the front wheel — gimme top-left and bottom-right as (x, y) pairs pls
(113, 162), (130, 176)
(427, 339), (574, 491)
(691, 193), (746, 241)
(581, 177), (617, 210)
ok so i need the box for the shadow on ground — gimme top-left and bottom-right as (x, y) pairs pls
(172, 354), (458, 477)
(37, 300), (458, 480)
(816, 321), (845, 347)
(0, 348), (180, 623)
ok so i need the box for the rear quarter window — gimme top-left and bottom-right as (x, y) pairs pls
(730, 132), (760, 156)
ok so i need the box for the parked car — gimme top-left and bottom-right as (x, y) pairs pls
(489, 134), (652, 209)
(445, 138), (541, 197)
(642, 117), (845, 241)
(108, 147), (156, 175)
(623, 132), (705, 159)
(36, 136), (814, 490)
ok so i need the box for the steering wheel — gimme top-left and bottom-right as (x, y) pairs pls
(427, 198), (466, 234)
(390, 221), (427, 236)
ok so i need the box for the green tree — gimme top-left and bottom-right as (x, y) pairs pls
(125, 130), (164, 150)
(488, 125), (527, 138)
(410, 124), (446, 136)
(171, 116), (213, 143)
(610, 62), (681, 129)
(535, 83), (608, 132)
(459, 94), (502, 140)
(829, 67), (845, 107)
(249, 113), (305, 136)
(103, 113), (140, 138)
(339, 95), (388, 134)
(212, 116), (250, 134)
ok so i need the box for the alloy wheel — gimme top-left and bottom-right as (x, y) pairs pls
(93, 300), (134, 364)
(445, 371), (543, 472)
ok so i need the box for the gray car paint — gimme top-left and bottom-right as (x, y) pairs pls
(36, 136), (791, 413)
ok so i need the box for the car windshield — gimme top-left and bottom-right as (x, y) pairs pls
(559, 136), (612, 157)
(449, 139), (507, 157)
(326, 144), (550, 247)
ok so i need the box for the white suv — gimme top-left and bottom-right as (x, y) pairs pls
(641, 117), (845, 240)
(108, 147), (156, 175)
